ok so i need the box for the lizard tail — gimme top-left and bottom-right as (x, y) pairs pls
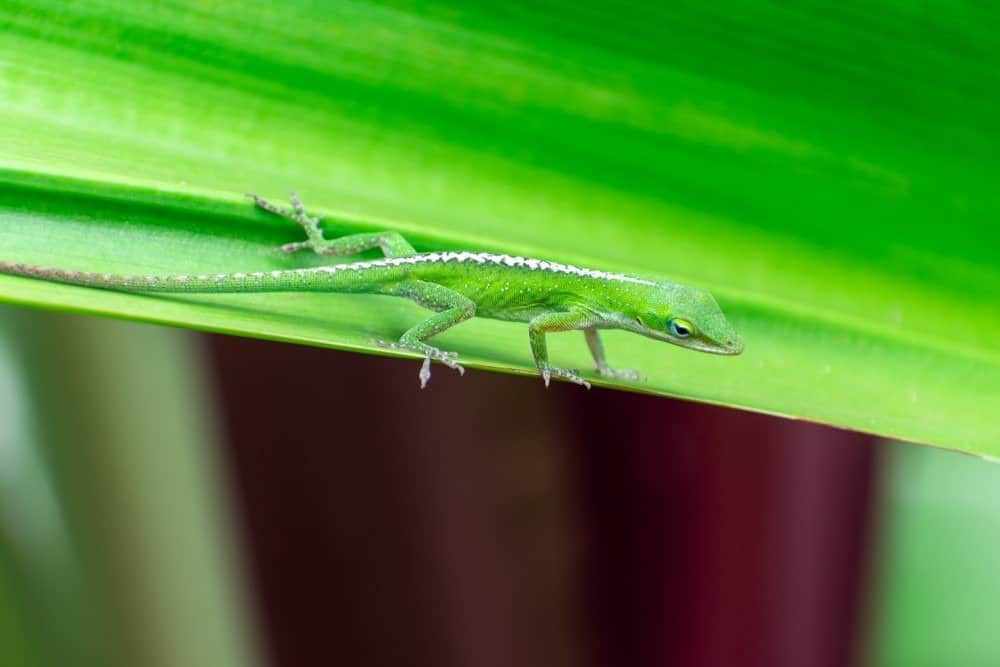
(0, 261), (352, 293)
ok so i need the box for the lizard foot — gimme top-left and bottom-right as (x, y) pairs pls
(248, 193), (326, 254)
(595, 365), (645, 382)
(539, 366), (591, 390)
(373, 340), (464, 388)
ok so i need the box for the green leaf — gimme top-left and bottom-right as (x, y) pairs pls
(1, 2), (998, 454)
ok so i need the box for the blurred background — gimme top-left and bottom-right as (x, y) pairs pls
(1, 1), (999, 665)
(1, 308), (997, 667)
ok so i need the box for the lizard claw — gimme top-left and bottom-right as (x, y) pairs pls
(373, 340), (464, 387)
(419, 356), (432, 389)
(539, 366), (591, 389)
(596, 366), (645, 382)
(416, 352), (464, 387)
(437, 351), (464, 372)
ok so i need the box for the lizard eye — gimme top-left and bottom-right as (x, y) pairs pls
(669, 318), (694, 338)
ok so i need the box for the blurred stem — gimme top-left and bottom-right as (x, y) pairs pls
(0, 532), (44, 667)
(0, 307), (109, 667)
(869, 443), (1000, 665)
(0, 306), (257, 667)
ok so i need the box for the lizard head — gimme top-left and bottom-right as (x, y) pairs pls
(629, 283), (744, 355)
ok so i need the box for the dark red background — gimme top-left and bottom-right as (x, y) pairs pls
(208, 335), (878, 667)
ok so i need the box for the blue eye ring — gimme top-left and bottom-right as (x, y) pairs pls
(669, 318), (693, 338)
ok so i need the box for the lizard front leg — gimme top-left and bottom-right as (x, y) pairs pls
(527, 310), (598, 389)
(374, 281), (476, 388)
(584, 328), (644, 382)
(249, 193), (417, 258)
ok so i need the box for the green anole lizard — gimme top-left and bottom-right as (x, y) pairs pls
(0, 194), (744, 388)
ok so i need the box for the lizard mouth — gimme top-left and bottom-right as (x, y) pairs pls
(717, 336), (745, 355)
(688, 339), (744, 355)
(641, 329), (744, 355)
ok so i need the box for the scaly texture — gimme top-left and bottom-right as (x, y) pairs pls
(0, 196), (743, 388)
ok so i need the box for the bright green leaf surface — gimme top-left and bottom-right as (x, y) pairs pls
(0, 2), (998, 453)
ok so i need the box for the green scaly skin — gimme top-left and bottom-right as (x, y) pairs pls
(0, 194), (744, 388)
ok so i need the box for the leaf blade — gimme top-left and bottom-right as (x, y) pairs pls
(1, 1), (998, 453)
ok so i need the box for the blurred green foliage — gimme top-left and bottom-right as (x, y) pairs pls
(872, 443), (1000, 666)
(0, 309), (257, 667)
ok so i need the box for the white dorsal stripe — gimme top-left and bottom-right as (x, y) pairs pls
(312, 252), (655, 286)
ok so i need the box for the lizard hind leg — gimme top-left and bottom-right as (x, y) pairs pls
(374, 281), (476, 388)
(248, 192), (417, 258)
